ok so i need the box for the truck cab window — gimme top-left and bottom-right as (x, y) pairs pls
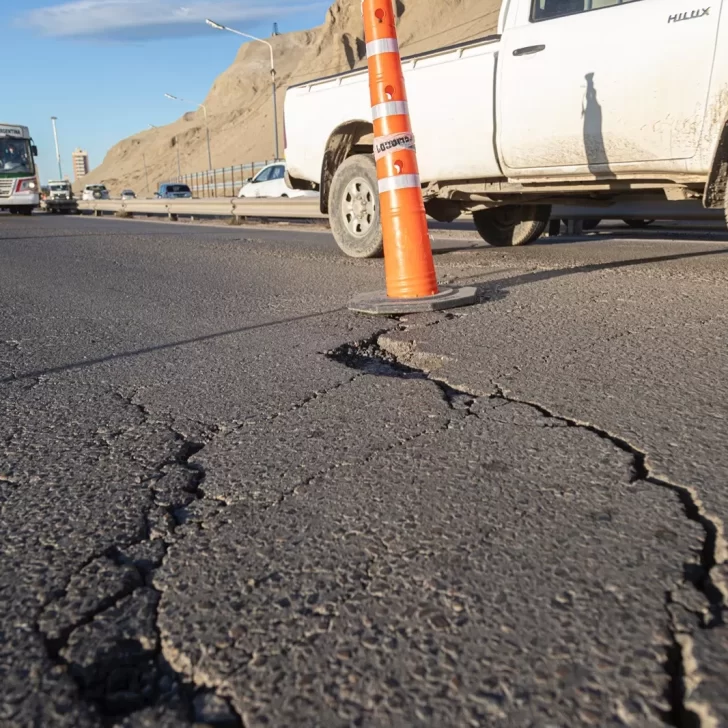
(532, 0), (631, 21)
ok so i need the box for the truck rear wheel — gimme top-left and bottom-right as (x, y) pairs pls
(473, 205), (551, 247)
(329, 155), (383, 258)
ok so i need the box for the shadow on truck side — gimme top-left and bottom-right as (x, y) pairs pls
(583, 73), (611, 175)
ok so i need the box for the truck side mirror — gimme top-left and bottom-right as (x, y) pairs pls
(31, 145), (38, 157)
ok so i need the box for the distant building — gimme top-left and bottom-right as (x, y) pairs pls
(72, 149), (89, 181)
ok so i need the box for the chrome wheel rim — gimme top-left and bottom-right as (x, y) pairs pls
(342, 177), (376, 237)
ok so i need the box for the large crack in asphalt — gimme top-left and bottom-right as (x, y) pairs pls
(34, 393), (243, 728)
(326, 331), (727, 728)
(23, 320), (726, 726)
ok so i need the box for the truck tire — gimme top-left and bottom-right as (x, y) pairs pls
(20, 206), (33, 216)
(473, 205), (551, 247)
(329, 155), (383, 258)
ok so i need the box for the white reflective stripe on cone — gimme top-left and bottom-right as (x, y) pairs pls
(371, 101), (409, 120)
(378, 174), (421, 193)
(366, 38), (399, 57)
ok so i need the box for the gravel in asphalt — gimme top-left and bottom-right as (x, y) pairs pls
(1, 213), (727, 727)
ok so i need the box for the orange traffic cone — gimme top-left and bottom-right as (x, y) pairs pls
(348, 0), (477, 315)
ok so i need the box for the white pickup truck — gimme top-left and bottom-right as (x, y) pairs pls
(284, 0), (728, 256)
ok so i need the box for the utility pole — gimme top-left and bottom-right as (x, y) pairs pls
(271, 68), (279, 160)
(50, 117), (62, 179)
(205, 20), (280, 160)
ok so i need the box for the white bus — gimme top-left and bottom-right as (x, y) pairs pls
(0, 123), (39, 215)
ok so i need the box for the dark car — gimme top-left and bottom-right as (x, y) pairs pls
(155, 183), (192, 199)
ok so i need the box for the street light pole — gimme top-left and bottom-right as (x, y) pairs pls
(164, 93), (213, 170)
(205, 19), (280, 160)
(50, 116), (63, 179)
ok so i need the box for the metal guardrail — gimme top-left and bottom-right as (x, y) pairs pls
(76, 197), (725, 229)
(77, 197), (325, 220)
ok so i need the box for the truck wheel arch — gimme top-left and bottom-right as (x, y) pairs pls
(319, 120), (373, 214)
(704, 116), (728, 208)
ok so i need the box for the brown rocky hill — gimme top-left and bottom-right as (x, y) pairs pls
(79, 0), (500, 195)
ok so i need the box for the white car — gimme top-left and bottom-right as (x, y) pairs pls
(120, 189), (136, 200)
(238, 163), (318, 199)
(81, 184), (110, 201)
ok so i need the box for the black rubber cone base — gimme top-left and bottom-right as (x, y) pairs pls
(348, 286), (478, 315)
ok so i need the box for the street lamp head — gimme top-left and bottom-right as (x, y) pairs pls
(164, 93), (178, 100)
(205, 18), (226, 30)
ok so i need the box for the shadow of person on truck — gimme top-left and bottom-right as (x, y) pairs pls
(582, 72), (615, 177)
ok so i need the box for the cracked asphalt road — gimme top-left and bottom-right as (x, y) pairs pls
(1, 213), (727, 727)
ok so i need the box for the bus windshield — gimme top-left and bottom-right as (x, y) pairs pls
(0, 138), (34, 175)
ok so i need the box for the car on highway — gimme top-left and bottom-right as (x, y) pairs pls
(0, 122), (39, 215)
(238, 162), (318, 199)
(81, 184), (110, 201)
(120, 189), (136, 200)
(155, 183), (192, 199)
(43, 180), (77, 215)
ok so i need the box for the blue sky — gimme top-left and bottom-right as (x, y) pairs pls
(6, 0), (328, 183)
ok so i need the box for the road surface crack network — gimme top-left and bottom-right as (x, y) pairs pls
(35, 394), (243, 727)
(326, 331), (726, 728)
